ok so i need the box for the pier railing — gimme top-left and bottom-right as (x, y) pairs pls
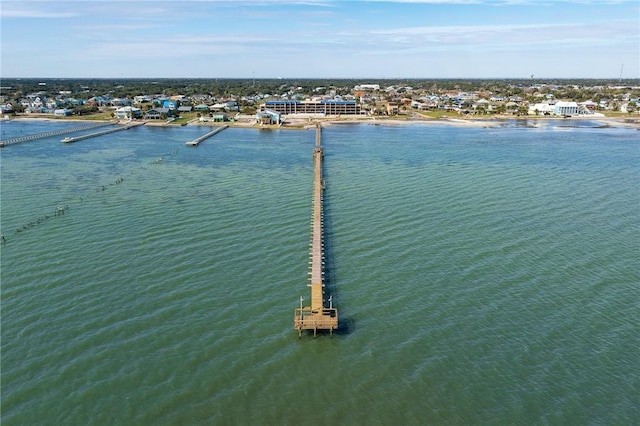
(294, 308), (338, 330)
(0, 121), (116, 147)
(294, 124), (338, 337)
(61, 122), (145, 143)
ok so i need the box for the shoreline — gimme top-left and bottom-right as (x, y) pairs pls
(4, 113), (639, 130)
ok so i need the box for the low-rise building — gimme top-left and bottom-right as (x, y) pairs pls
(529, 103), (555, 115)
(256, 109), (282, 125)
(261, 100), (363, 115)
(115, 106), (142, 119)
(554, 101), (579, 116)
(162, 100), (179, 110)
(54, 108), (73, 116)
(144, 108), (171, 120)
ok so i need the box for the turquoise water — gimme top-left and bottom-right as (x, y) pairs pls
(1, 120), (638, 424)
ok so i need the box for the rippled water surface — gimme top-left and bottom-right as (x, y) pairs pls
(1, 120), (638, 425)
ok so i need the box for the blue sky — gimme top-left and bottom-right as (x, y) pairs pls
(1, 0), (638, 79)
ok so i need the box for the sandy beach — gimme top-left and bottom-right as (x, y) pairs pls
(263, 114), (640, 130)
(5, 113), (639, 130)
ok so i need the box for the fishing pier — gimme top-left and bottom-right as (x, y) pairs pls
(186, 125), (228, 146)
(294, 125), (338, 337)
(61, 122), (145, 143)
(0, 121), (115, 147)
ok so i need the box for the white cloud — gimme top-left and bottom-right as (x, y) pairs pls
(0, 8), (78, 18)
(2, 0), (636, 78)
(365, 20), (638, 48)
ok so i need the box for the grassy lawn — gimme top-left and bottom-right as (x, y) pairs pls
(602, 111), (639, 118)
(167, 113), (198, 125)
(77, 111), (116, 120)
(417, 110), (461, 119)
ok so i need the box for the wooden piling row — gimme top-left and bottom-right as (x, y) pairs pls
(294, 125), (338, 337)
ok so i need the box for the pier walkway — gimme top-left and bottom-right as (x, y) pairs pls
(61, 122), (145, 143)
(294, 125), (338, 337)
(0, 121), (115, 147)
(186, 125), (228, 146)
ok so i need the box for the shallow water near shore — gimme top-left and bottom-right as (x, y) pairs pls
(1, 120), (639, 424)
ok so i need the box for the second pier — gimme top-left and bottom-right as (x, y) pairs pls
(185, 125), (228, 146)
(61, 122), (145, 143)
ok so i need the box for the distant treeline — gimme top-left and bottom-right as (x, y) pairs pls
(2, 78), (639, 100)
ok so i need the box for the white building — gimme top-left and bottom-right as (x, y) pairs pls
(529, 103), (555, 115)
(54, 108), (73, 116)
(115, 106), (142, 120)
(554, 101), (579, 116)
(354, 84), (380, 91)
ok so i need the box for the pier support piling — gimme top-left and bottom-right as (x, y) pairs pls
(294, 125), (338, 337)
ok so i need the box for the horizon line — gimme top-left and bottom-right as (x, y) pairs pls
(3, 76), (639, 81)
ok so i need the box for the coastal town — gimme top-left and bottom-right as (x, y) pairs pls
(1, 78), (639, 127)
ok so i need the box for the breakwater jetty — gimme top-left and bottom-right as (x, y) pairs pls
(185, 125), (229, 146)
(294, 125), (338, 337)
(61, 122), (145, 143)
(0, 121), (115, 147)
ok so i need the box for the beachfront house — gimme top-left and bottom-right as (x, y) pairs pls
(144, 108), (171, 120)
(256, 109), (282, 125)
(115, 106), (142, 120)
(554, 101), (579, 116)
(529, 103), (555, 115)
(54, 108), (74, 117)
(194, 104), (211, 113)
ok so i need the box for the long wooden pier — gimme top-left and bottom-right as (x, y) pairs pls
(61, 122), (145, 143)
(185, 125), (228, 146)
(0, 121), (115, 147)
(294, 125), (338, 337)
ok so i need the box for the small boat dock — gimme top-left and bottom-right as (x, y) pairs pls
(61, 122), (145, 143)
(185, 125), (228, 146)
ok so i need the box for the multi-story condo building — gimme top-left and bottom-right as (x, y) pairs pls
(261, 100), (363, 115)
